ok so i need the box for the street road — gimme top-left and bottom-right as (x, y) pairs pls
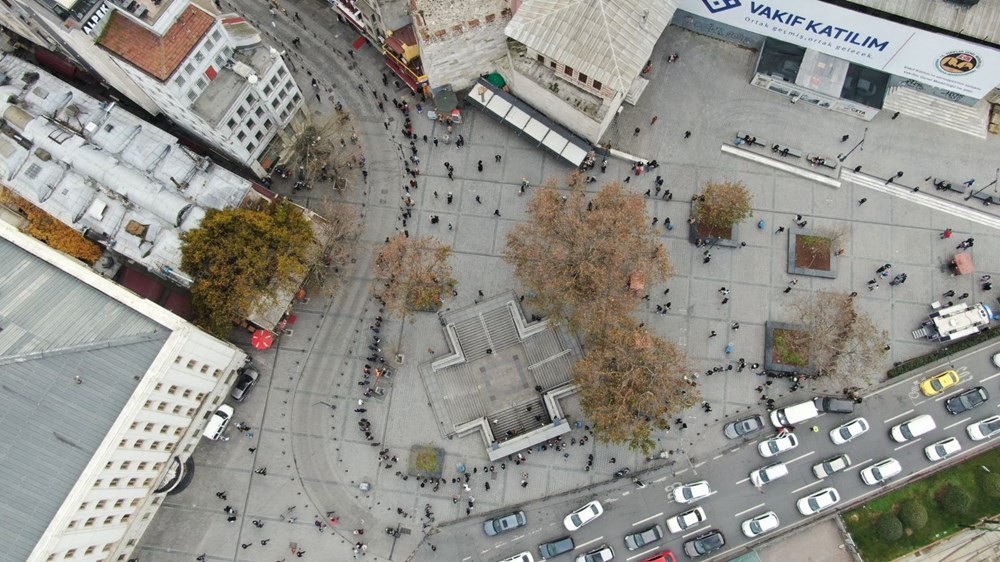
(424, 342), (1000, 562)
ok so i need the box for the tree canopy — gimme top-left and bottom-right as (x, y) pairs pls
(792, 290), (888, 386)
(573, 318), (699, 453)
(374, 234), (456, 317)
(503, 179), (672, 334)
(181, 199), (314, 337)
(694, 180), (753, 230)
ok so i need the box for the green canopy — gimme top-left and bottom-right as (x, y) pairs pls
(485, 73), (507, 88)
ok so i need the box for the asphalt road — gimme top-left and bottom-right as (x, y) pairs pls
(425, 341), (1000, 562)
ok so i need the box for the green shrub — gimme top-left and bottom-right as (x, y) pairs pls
(898, 500), (928, 530)
(875, 513), (904, 540)
(982, 472), (1000, 498)
(936, 484), (971, 515)
(887, 327), (1000, 378)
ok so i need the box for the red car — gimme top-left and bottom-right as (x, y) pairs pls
(641, 552), (677, 562)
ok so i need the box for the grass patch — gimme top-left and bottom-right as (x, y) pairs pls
(407, 444), (445, 479)
(771, 328), (809, 367)
(843, 446), (1000, 561)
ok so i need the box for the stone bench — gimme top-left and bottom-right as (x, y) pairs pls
(933, 178), (966, 194)
(769, 143), (803, 159)
(735, 131), (767, 148)
(806, 154), (837, 170)
(971, 189), (995, 206)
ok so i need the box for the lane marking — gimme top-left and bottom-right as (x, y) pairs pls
(786, 450), (815, 464)
(735, 477), (750, 485)
(574, 536), (603, 550)
(894, 439), (921, 451)
(982, 372), (1000, 383)
(628, 546), (663, 561)
(713, 454), (724, 460)
(936, 388), (964, 402)
(884, 409), (913, 423)
(653, 477), (667, 483)
(944, 417), (972, 430)
(683, 524), (711, 538)
(675, 468), (689, 475)
(694, 461), (707, 468)
(631, 512), (664, 527)
(734, 503), (765, 518)
(848, 458), (873, 473)
(791, 480), (822, 494)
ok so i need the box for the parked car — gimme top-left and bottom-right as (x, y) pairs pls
(625, 524), (663, 550)
(750, 462), (788, 487)
(538, 537), (574, 559)
(945, 386), (989, 414)
(230, 367), (260, 401)
(497, 553), (533, 562)
(830, 417), (869, 445)
(484, 511), (527, 536)
(967, 415), (1000, 441)
(925, 437), (962, 461)
(992, 352), (1000, 369)
(683, 530), (725, 558)
(812, 454), (852, 479)
(666, 507), (706, 534)
(575, 545), (613, 562)
(672, 481), (712, 503)
(815, 396), (855, 414)
(919, 369), (960, 396)
(758, 432), (799, 458)
(564, 500), (603, 531)
(797, 487), (840, 515)
(638, 553), (677, 562)
(860, 458), (902, 485)
(203, 404), (234, 440)
(741, 511), (779, 538)
(890, 414), (936, 443)
(723, 415), (765, 439)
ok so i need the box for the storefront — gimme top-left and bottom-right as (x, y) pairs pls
(673, 0), (999, 120)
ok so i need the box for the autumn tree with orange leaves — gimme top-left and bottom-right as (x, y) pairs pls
(375, 234), (456, 318)
(574, 318), (699, 453)
(504, 179), (672, 334)
(505, 177), (688, 450)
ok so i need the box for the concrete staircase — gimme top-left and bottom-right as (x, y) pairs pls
(882, 86), (989, 139)
(451, 305), (522, 362)
(523, 329), (575, 391)
(488, 396), (548, 440)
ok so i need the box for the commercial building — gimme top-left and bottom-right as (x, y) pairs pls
(0, 218), (247, 562)
(0, 0), (304, 175)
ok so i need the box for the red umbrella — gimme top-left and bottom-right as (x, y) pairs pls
(252, 329), (274, 350)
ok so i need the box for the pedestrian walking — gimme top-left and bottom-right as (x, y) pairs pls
(447, 192), (453, 204)
(650, 115), (658, 125)
(964, 178), (976, 187)
(941, 228), (952, 239)
(633, 127), (641, 136)
(858, 198), (867, 205)
(601, 158), (607, 173)
(475, 195), (482, 204)
(684, 131), (692, 139)
(477, 160), (483, 172)
(494, 209), (501, 217)
(841, 134), (850, 142)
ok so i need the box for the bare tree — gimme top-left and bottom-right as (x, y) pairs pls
(281, 111), (364, 190)
(792, 290), (888, 387)
(304, 198), (363, 294)
(374, 234), (457, 318)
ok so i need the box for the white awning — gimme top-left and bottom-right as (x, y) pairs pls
(541, 130), (569, 154)
(505, 106), (531, 129)
(560, 143), (588, 165)
(485, 95), (512, 118)
(523, 119), (548, 141)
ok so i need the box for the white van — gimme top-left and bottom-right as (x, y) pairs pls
(770, 399), (820, 427)
(496, 553), (533, 562)
(890, 414), (936, 443)
(203, 405), (234, 440)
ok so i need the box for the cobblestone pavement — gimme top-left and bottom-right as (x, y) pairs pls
(135, 4), (1000, 561)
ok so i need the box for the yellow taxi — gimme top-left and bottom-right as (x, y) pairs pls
(919, 369), (960, 396)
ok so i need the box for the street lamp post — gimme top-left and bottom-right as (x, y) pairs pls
(838, 127), (868, 162)
(964, 167), (1000, 201)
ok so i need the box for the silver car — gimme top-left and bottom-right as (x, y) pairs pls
(230, 367), (260, 401)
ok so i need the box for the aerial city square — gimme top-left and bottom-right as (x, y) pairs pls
(0, 0), (999, 562)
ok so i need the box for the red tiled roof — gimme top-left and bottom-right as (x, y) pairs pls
(98, 5), (215, 82)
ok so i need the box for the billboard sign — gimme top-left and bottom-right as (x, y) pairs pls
(682, 0), (1000, 98)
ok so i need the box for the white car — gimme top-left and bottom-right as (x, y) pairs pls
(757, 433), (799, 458)
(575, 545), (614, 562)
(830, 417), (869, 445)
(749, 462), (788, 487)
(812, 454), (852, 479)
(666, 506), (706, 533)
(797, 487), (840, 515)
(563, 500), (603, 531)
(673, 480), (712, 504)
(860, 458), (902, 485)
(925, 437), (962, 461)
(741, 511), (779, 538)
(967, 415), (1000, 441)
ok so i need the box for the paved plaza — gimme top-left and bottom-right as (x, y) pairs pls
(134, 3), (1000, 561)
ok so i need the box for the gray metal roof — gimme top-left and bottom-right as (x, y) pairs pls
(505, 0), (674, 93)
(843, 0), (1000, 46)
(0, 238), (170, 562)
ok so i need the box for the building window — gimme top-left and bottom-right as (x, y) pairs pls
(174, 75), (186, 88)
(564, 66), (573, 76)
(174, 356), (182, 363)
(114, 499), (124, 508)
(103, 516), (113, 525)
(96, 500), (106, 509)
(263, 119), (273, 130)
(110, 478), (120, 487)
(212, 29), (222, 42)
(184, 63), (195, 75)
(549, 61), (556, 69)
(183, 389), (192, 398)
(157, 402), (167, 411)
(246, 119), (256, 130)
(263, 85), (273, 96)
(120, 461), (131, 470)
(578, 72), (588, 83)
(196, 78), (207, 90)
(133, 440), (144, 449)
(537, 54), (544, 63)
(186, 360), (197, 369)
(85, 518), (95, 527)
(187, 90), (198, 101)
(593, 79), (602, 90)
(65, 549), (76, 558)
(138, 462), (148, 470)
(237, 131), (247, 142)
(237, 106), (247, 117)
(200, 364), (209, 373)
(172, 405), (182, 414)
(255, 131), (264, 141)
(127, 478), (137, 487)
(226, 118), (236, 129)
(245, 93), (254, 104)
(85, 546), (95, 555)
(255, 107), (265, 118)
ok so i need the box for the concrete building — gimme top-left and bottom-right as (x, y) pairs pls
(0, 217), (247, 562)
(0, 54), (258, 290)
(0, 0), (304, 176)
